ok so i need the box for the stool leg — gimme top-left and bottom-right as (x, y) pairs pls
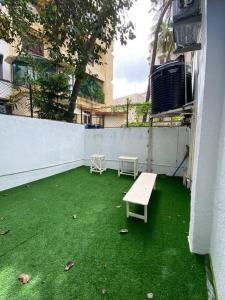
(126, 202), (129, 218)
(90, 158), (93, 173)
(118, 160), (120, 176)
(144, 205), (147, 223)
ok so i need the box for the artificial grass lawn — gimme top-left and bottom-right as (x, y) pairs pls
(0, 167), (207, 300)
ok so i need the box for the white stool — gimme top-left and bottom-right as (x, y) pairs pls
(118, 156), (138, 179)
(90, 154), (106, 174)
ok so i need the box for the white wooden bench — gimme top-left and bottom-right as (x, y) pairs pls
(123, 172), (157, 223)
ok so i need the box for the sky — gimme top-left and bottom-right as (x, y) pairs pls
(113, 0), (153, 99)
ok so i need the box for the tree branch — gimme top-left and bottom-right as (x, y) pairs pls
(146, 0), (173, 102)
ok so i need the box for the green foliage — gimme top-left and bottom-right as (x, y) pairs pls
(11, 57), (73, 120)
(157, 21), (175, 60)
(172, 115), (183, 121)
(127, 122), (149, 127)
(79, 75), (104, 103)
(129, 102), (151, 121)
(37, 0), (136, 69)
(0, 0), (36, 45)
(32, 71), (71, 120)
(1, 0), (136, 121)
(112, 104), (128, 113)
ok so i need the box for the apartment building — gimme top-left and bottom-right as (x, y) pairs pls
(0, 26), (113, 124)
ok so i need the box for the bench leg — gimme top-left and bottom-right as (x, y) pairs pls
(144, 205), (147, 223)
(126, 202), (129, 218)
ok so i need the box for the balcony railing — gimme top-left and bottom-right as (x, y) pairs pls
(0, 79), (13, 114)
(0, 79), (12, 100)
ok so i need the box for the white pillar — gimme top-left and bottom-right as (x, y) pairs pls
(189, 0), (225, 255)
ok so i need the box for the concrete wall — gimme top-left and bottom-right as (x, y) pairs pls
(0, 115), (85, 191)
(0, 115), (189, 192)
(84, 127), (189, 176)
(189, 1), (225, 299)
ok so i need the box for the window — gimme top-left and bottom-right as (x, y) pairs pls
(22, 34), (44, 56)
(0, 100), (11, 115)
(0, 100), (6, 114)
(12, 56), (54, 85)
(83, 111), (91, 124)
(0, 55), (3, 80)
(12, 60), (30, 85)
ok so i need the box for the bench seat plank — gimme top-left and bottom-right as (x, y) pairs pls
(123, 173), (157, 205)
(123, 172), (157, 223)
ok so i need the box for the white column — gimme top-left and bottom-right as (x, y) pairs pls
(189, 0), (225, 256)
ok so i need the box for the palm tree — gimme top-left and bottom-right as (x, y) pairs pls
(146, 0), (173, 102)
(142, 0), (173, 122)
(157, 21), (175, 62)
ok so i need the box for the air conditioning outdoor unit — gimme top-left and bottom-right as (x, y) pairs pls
(173, 0), (201, 22)
(173, 0), (202, 53)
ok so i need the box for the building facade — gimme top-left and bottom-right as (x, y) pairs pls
(0, 27), (113, 123)
(105, 92), (147, 127)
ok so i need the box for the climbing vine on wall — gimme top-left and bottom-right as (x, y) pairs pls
(79, 75), (105, 103)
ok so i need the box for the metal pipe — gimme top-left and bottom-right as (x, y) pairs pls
(29, 83), (33, 118)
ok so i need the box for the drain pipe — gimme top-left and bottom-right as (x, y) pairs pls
(147, 117), (153, 172)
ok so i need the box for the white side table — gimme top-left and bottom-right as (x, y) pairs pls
(118, 156), (138, 179)
(90, 154), (106, 174)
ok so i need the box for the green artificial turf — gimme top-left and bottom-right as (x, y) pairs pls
(0, 167), (207, 300)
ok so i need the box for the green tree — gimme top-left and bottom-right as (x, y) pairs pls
(157, 21), (175, 61)
(146, 0), (173, 102)
(142, 0), (173, 122)
(9, 55), (72, 120)
(0, 0), (35, 44)
(32, 71), (72, 120)
(79, 75), (105, 104)
(1, 0), (136, 122)
(39, 0), (136, 121)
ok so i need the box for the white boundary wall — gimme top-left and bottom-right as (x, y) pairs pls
(0, 115), (189, 191)
(84, 127), (190, 176)
(0, 115), (85, 191)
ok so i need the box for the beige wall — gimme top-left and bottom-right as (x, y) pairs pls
(87, 45), (113, 106)
(104, 114), (126, 128)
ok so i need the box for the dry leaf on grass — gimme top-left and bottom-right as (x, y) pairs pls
(64, 261), (75, 271)
(119, 228), (128, 234)
(101, 288), (107, 295)
(18, 274), (30, 284)
(0, 229), (10, 235)
(147, 292), (154, 299)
